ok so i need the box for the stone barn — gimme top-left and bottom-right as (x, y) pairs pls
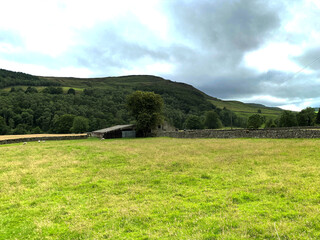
(91, 124), (136, 139)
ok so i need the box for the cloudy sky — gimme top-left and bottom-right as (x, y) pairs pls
(1, 0), (320, 110)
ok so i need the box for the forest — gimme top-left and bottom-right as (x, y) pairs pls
(1, 68), (317, 135)
(0, 69), (247, 134)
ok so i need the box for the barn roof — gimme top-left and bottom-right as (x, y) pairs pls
(92, 124), (134, 133)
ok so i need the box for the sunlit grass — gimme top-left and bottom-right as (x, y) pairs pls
(209, 99), (281, 119)
(1, 138), (320, 239)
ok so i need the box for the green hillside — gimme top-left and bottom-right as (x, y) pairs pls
(0, 68), (283, 134)
(39, 75), (283, 119)
(209, 99), (282, 119)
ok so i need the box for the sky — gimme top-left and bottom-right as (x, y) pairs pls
(0, 0), (320, 111)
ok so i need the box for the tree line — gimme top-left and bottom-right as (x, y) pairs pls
(247, 107), (320, 129)
(0, 86), (247, 135)
(0, 69), (60, 89)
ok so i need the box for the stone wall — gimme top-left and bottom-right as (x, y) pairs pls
(0, 135), (88, 145)
(157, 128), (320, 139)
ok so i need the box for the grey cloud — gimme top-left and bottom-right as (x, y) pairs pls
(292, 47), (320, 71)
(72, 0), (283, 79)
(166, 0), (281, 52)
(161, 0), (320, 107)
(161, 0), (283, 85)
(71, 19), (173, 73)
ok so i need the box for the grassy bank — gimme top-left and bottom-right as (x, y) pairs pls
(0, 138), (320, 239)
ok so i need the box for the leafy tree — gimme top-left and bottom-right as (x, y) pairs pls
(127, 91), (164, 136)
(0, 116), (9, 134)
(67, 88), (76, 95)
(25, 87), (38, 94)
(297, 107), (315, 126)
(43, 87), (63, 94)
(247, 114), (263, 129)
(316, 108), (320, 125)
(184, 115), (203, 129)
(21, 111), (33, 126)
(218, 108), (237, 127)
(265, 119), (277, 128)
(13, 124), (28, 134)
(204, 111), (222, 129)
(71, 116), (89, 133)
(53, 114), (75, 133)
(279, 111), (298, 127)
(31, 126), (42, 134)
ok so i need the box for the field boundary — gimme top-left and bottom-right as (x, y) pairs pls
(0, 134), (88, 145)
(157, 128), (320, 139)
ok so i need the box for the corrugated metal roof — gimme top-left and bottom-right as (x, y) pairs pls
(92, 124), (134, 133)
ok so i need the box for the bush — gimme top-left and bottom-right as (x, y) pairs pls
(204, 111), (222, 129)
(71, 116), (89, 133)
(247, 114), (263, 129)
(53, 114), (75, 133)
(279, 111), (298, 127)
(184, 115), (203, 129)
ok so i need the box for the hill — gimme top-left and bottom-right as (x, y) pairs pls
(0, 68), (283, 134)
(38, 75), (283, 120)
(39, 75), (283, 119)
(209, 99), (282, 119)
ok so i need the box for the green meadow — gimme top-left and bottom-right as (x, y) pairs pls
(209, 99), (281, 119)
(1, 138), (320, 239)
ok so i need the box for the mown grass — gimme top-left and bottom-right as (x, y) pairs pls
(1, 137), (320, 239)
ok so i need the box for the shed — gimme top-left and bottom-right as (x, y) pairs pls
(91, 124), (136, 139)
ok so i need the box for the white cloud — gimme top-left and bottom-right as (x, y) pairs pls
(0, 0), (319, 109)
(0, 59), (92, 77)
(244, 42), (303, 73)
(121, 62), (174, 76)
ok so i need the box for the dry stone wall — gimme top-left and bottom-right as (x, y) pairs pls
(0, 135), (88, 145)
(157, 128), (320, 139)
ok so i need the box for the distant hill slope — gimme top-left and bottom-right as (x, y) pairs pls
(209, 99), (282, 119)
(0, 68), (283, 134)
(0, 68), (282, 118)
(39, 75), (283, 118)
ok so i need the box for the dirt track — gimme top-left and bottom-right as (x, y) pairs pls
(0, 134), (87, 141)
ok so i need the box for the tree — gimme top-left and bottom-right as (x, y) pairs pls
(71, 116), (89, 133)
(127, 91), (164, 136)
(53, 114), (75, 133)
(316, 108), (320, 125)
(67, 88), (76, 95)
(204, 111), (222, 129)
(13, 124), (28, 134)
(0, 116), (9, 134)
(184, 115), (203, 129)
(297, 107), (315, 126)
(279, 111), (298, 127)
(247, 114), (263, 129)
(265, 118), (277, 128)
(25, 87), (38, 94)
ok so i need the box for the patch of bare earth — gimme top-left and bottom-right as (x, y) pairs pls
(0, 134), (87, 141)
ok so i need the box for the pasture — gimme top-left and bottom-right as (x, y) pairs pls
(0, 137), (320, 239)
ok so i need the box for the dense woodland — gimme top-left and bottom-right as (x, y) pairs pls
(0, 69), (318, 135)
(0, 69), (248, 134)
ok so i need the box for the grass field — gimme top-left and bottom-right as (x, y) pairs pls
(1, 137), (320, 239)
(209, 99), (282, 119)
